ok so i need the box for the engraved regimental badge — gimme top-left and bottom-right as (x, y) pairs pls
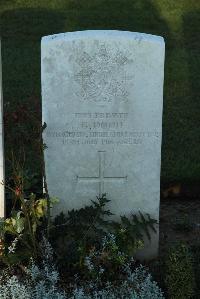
(73, 42), (133, 105)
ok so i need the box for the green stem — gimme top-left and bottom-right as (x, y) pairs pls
(20, 195), (37, 257)
(40, 125), (51, 239)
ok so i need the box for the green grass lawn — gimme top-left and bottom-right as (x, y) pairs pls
(0, 0), (199, 183)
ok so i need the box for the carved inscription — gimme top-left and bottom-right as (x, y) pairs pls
(46, 112), (161, 146)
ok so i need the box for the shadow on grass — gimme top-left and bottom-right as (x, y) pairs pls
(0, 2), (170, 102)
(0, 1), (170, 93)
(183, 10), (200, 102)
(0, 3), (170, 200)
(161, 9), (200, 185)
(0, 8), (66, 199)
(181, 10), (200, 180)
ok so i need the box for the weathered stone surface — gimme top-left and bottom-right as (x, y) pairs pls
(0, 40), (5, 218)
(42, 30), (165, 258)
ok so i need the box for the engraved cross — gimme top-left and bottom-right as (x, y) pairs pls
(77, 151), (127, 196)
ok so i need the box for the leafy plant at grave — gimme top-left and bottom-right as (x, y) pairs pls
(110, 212), (157, 256)
(0, 152), (50, 265)
(0, 192), (48, 265)
(165, 243), (196, 299)
(0, 119), (53, 265)
(49, 194), (157, 277)
(49, 194), (112, 273)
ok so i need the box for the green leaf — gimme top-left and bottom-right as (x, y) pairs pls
(15, 217), (24, 234)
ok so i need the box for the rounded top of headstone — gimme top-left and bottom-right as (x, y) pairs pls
(41, 30), (164, 45)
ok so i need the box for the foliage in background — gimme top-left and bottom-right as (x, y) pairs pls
(4, 98), (42, 192)
(50, 194), (157, 276)
(165, 243), (196, 299)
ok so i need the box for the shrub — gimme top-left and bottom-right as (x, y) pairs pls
(0, 237), (165, 299)
(50, 194), (157, 276)
(70, 264), (165, 298)
(165, 243), (196, 299)
(69, 233), (165, 298)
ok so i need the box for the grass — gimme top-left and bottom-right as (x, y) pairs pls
(0, 0), (199, 183)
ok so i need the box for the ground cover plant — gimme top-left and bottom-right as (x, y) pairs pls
(165, 243), (196, 299)
(0, 236), (165, 299)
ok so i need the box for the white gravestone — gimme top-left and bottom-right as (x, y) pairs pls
(42, 30), (165, 259)
(0, 40), (5, 219)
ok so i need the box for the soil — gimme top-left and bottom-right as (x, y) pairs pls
(159, 197), (200, 255)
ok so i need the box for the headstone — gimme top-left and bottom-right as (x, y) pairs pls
(0, 40), (5, 219)
(41, 30), (165, 258)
